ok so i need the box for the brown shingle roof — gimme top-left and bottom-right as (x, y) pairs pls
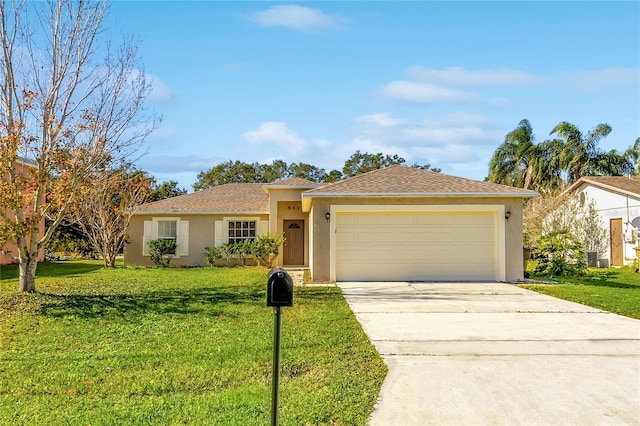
(304, 165), (538, 197)
(133, 183), (269, 215)
(565, 176), (640, 198)
(263, 177), (320, 188)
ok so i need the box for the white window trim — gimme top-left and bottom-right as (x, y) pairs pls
(144, 217), (189, 258)
(214, 217), (269, 247)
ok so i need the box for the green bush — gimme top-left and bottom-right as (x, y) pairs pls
(233, 239), (253, 266)
(203, 245), (224, 266)
(204, 234), (285, 268)
(148, 239), (176, 268)
(250, 233), (285, 267)
(534, 229), (587, 278)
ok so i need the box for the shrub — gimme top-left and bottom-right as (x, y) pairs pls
(148, 239), (176, 268)
(534, 229), (587, 278)
(233, 239), (254, 266)
(204, 234), (285, 268)
(203, 246), (223, 266)
(250, 233), (285, 267)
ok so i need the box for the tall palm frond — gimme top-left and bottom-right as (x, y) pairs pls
(551, 122), (612, 183)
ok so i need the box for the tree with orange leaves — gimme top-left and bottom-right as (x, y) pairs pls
(68, 166), (154, 268)
(0, 1), (157, 291)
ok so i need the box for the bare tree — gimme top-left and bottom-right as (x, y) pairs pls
(524, 192), (607, 258)
(69, 167), (153, 268)
(523, 192), (572, 247)
(0, 1), (157, 291)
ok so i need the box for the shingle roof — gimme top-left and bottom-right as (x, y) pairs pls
(133, 166), (539, 215)
(263, 177), (320, 188)
(133, 183), (269, 215)
(304, 165), (538, 197)
(565, 176), (640, 198)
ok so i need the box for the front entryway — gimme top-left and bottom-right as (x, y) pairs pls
(283, 220), (304, 265)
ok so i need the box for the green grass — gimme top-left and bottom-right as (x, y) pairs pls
(522, 265), (640, 319)
(0, 261), (387, 425)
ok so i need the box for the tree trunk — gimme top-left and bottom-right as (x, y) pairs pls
(19, 255), (38, 292)
(103, 242), (116, 268)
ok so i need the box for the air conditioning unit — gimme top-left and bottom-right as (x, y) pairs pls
(586, 251), (598, 267)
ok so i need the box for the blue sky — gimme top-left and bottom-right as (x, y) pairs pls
(109, 1), (640, 191)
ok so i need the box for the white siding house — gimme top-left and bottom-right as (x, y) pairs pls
(565, 177), (640, 267)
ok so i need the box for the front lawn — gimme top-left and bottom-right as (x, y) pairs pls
(0, 261), (387, 425)
(522, 266), (640, 320)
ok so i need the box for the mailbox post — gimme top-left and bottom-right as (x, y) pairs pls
(267, 267), (293, 426)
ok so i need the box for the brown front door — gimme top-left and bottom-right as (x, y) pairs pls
(283, 220), (304, 265)
(610, 218), (623, 266)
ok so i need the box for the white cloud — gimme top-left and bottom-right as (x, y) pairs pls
(406, 66), (540, 87)
(355, 112), (408, 128)
(251, 5), (343, 32)
(147, 74), (173, 102)
(377, 81), (506, 105)
(242, 121), (309, 154)
(138, 154), (218, 174)
(404, 66), (639, 90)
(352, 112), (502, 147)
(125, 70), (173, 102)
(343, 112), (503, 174)
(555, 68), (640, 90)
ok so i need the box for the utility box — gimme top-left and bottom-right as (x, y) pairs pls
(267, 267), (293, 307)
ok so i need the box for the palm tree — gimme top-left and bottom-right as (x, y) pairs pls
(625, 138), (640, 176)
(593, 150), (635, 176)
(550, 122), (612, 183)
(488, 119), (561, 192)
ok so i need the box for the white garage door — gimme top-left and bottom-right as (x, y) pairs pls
(335, 212), (498, 281)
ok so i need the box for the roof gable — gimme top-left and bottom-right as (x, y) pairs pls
(134, 183), (269, 215)
(565, 176), (640, 199)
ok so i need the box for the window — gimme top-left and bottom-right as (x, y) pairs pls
(143, 218), (188, 257)
(157, 220), (177, 254)
(228, 220), (256, 244)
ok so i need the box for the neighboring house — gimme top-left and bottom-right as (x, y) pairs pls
(1, 157), (45, 265)
(564, 176), (640, 267)
(125, 165), (537, 282)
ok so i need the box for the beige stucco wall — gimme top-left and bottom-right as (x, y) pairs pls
(125, 213), (269, 267)
(308, 196), (525, 282)
(266, 188), (310, 266)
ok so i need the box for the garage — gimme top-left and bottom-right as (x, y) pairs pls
(333, 208), (502, 282)
(302, 165), (536, 283)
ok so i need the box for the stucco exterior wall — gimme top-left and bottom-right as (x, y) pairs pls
(266, 188), (310, 266)
(308, 196), (525, 282)
(125, 213), (269, 267)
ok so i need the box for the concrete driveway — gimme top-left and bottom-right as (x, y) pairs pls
(338, 282), (640, 426)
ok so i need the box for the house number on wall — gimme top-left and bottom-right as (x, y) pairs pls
(287, 205), (301, 211)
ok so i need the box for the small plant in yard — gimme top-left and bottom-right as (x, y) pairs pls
(233, 239), (254, 266)
(251, 233), (285, 267)
(534, 229), (587, 278)
(203, 245), (224, 266)
(147, 239), (176, 267)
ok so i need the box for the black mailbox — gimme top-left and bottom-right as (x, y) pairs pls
(267, 267), (293, 307)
